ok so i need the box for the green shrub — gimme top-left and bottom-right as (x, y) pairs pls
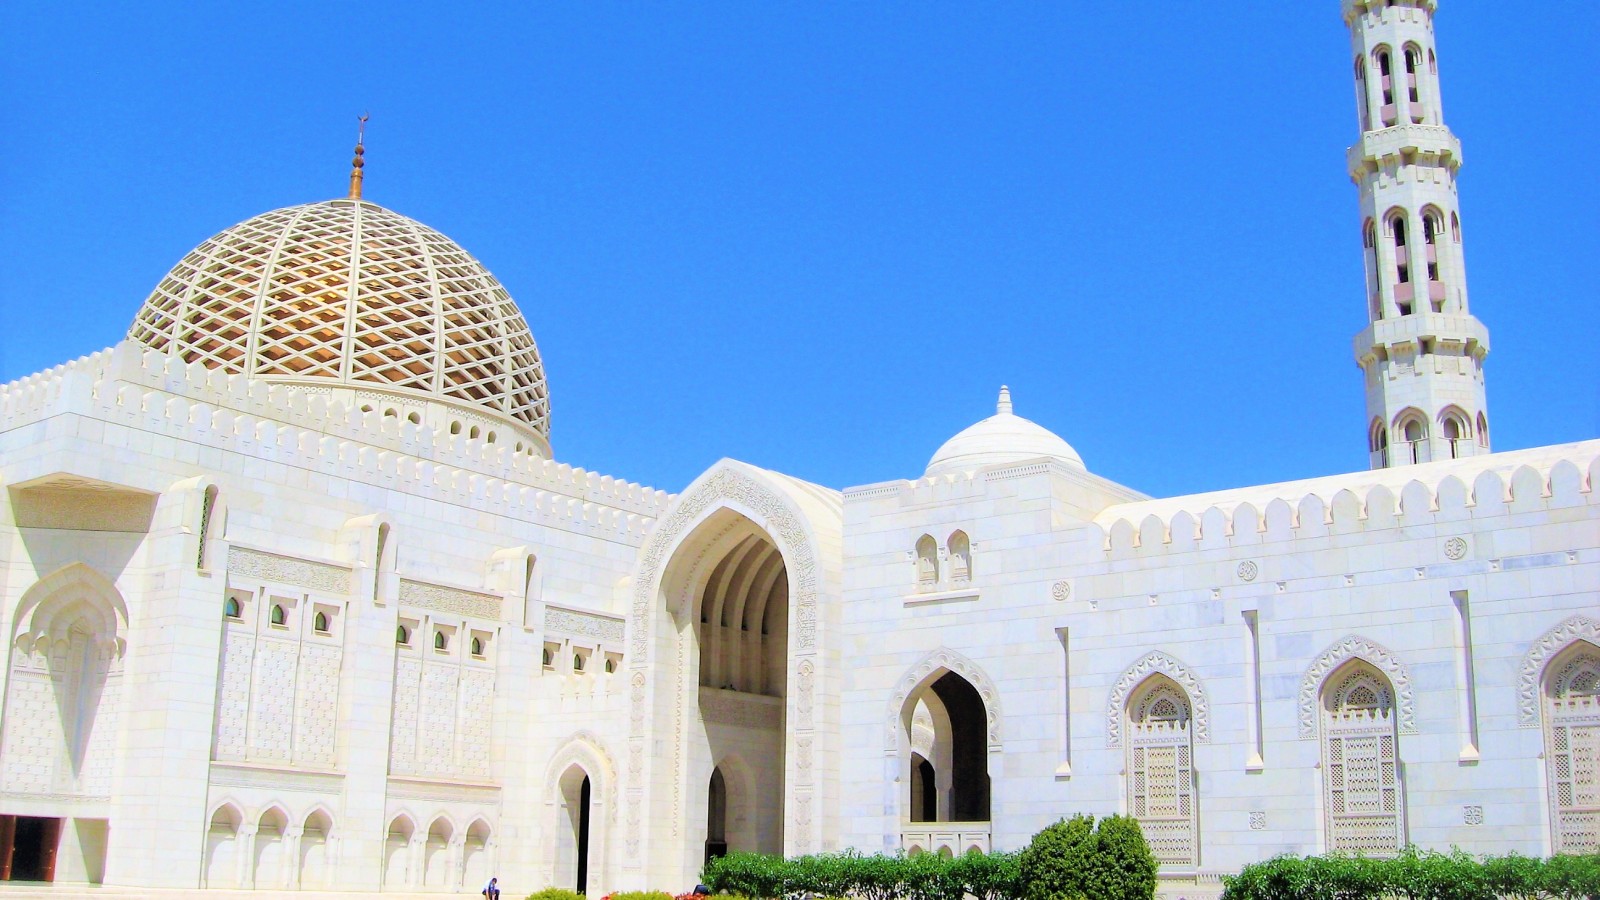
(703, 851), (787, 899)
(608, 892), (673, 900)
(947, 849), (1023, 900)
(1019, 814), (1098, 900)
(1221, 850), (1600, 900)
(1084, 815), (1156, 900)
(526, 890), (585, 900)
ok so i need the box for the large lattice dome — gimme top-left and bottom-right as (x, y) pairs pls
(128, 197), (551, 455)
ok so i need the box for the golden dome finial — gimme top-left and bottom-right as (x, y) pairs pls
(349, 113), (369, 200)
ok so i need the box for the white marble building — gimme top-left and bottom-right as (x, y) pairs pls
(0, 0), (1595, 894)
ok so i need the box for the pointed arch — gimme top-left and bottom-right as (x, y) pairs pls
(627, 459), (842, 866)
(1298, 636), (1416, 739)
(1518, 616), (1600, 726)
(886, 646), (1002, 751)
(12, 562), (129, 646)
(1106, 651), (1211, 747)
(544, 730), (618, 823)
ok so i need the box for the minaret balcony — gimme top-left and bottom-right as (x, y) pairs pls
(1354, 311), (1490, 360)
(1348, 124), (1462, 175)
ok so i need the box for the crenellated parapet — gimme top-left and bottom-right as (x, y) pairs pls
(1, 341), (673, 536)
(1094, 443), (1600, 556)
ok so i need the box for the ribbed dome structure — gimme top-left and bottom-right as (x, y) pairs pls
(128, 198), (550, 454)
(925, 386), (1085, 476)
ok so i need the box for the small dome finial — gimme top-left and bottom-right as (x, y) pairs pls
(348, 113), (369, 200)
(997, 385), (1013, 415)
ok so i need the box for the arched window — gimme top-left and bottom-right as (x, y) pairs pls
(1354, 57), (1371, 131)
(396, 624), (411, 646)
(470, 636), (484, 657)
(384, 408), (398, 419)
(573, 652), (585, 672)
(604, 657), (617, 674)
(1542, 641), (1600, 853)
(1375, 47), (1396, 126)
(1403, 46), (1423, 122)
(1451, 211), (1462, 243)
(915, 535), (939, 590)
(1363, 220), (1380, 318)
(1126, 676), (1198, 866)
(1440, 409), (1471, 459)
(269, 604), (287, 627)
(313, 611), (330, 634)
(450, 421), (462, 435)
(1389, 212), (1413, 315)
(947, 531), (972, 584)
(433, 630), (447, 651)
(1395, 409), (1428, 464)
(407, 411), (421, 425)
(1320, 662), (1404, 856)
(469, 426), (481, 440)
(1421, 208), (1446, 311)
(198, 484), (219, 570)
(542, 646), (554, 668)
(223, 596), (241, 620)
(1476, 412), (1489, 448)
(1369, 418), (1389, 467)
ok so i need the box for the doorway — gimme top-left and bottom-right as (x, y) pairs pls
(576, 776), (591, 895)
(0, 816), (61, 882)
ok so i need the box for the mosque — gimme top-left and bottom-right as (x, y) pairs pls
(0, 0), (1595, 895)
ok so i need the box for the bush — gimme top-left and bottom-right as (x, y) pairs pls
(1017, 815), (1156, 900)
(948, 849), (1023, 900)
(609, 892), (673, 900)
(1221, 850), (1600, 900)
(1019, 814), (1098, 900)
(527, 890), (585, 900)
(1085, 815), (1156, 900)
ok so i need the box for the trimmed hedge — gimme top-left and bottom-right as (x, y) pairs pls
(1017, 814), (1156, 900)
(527, 890), (585, 900)
(702, 849), (1022, 900)
(1220, 848), (1600, 900)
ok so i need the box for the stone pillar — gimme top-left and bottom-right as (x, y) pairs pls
(103, 485), (227, 887)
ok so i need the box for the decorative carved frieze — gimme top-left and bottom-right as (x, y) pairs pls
(545, 606), (625, 643)
(227, 546), (350, 594)
(698, 688), (783, 730)
(399, 579), (500, 620)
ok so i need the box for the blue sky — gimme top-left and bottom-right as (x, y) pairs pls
(2, 2), (1595, 498)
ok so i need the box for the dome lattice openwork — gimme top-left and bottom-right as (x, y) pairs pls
(128, 198), (549, 450)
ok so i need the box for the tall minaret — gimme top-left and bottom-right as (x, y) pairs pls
(1344, 0), (1490, 469)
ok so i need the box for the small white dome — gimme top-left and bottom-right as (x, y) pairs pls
(924, 386), (1085, 477)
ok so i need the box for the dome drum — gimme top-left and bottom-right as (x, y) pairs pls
(129, 198), (550, 454)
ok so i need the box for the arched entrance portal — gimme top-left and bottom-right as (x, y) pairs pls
(556, 766), (592, 894)
(656, 508), (794, 864)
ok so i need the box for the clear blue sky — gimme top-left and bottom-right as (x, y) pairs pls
(2, 2), (1595, 498)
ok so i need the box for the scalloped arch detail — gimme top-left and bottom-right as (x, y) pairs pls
(1297, 636), (1416, 739)
(1517, 616), (1600, 727)
(885, 647), (1003, 752)
(1105, 651), (1211, 748)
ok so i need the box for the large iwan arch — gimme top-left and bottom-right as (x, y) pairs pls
(626, 461), (841, 886)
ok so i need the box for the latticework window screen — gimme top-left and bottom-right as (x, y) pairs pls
(1127, 678), (1197, 866)
(1545, 646), (1600, 853)
(1321, 666), (1404, 856)
(128, 198), (549, 441)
